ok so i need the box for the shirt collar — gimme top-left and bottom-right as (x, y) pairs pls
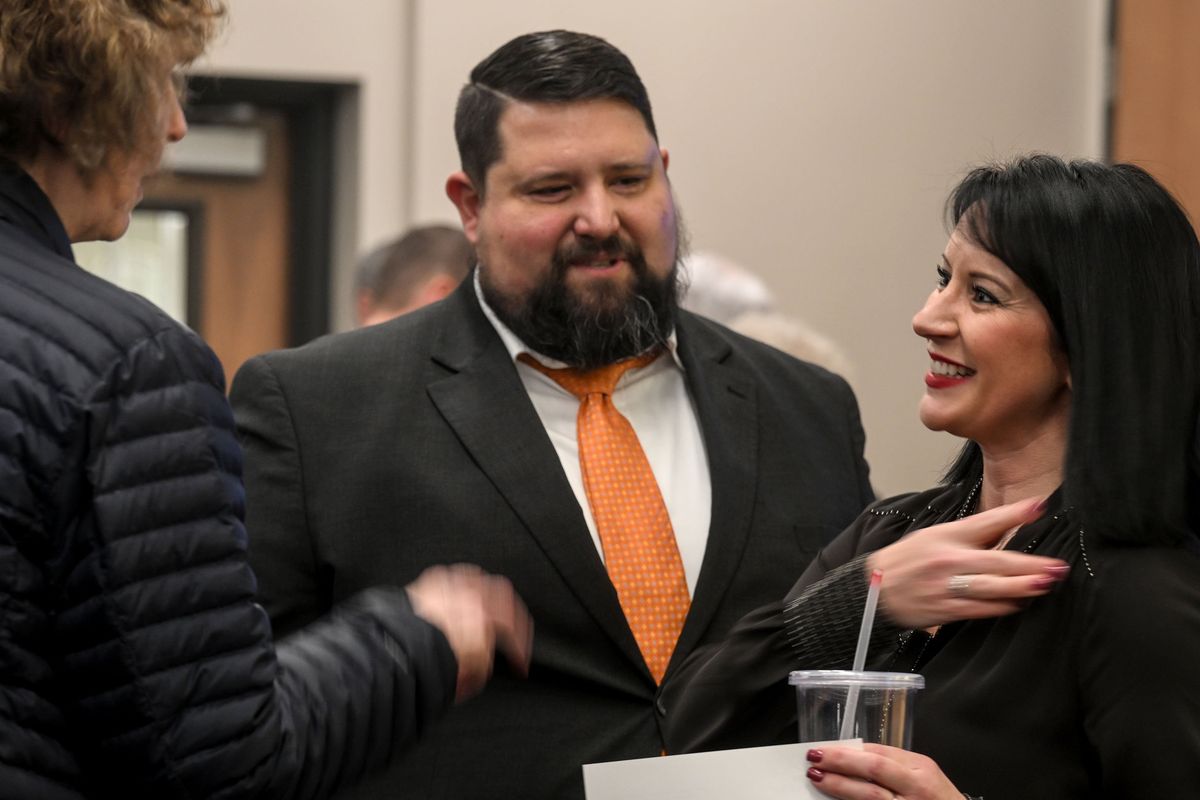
(0, 162), (75, 261)
(473, 268), (684, 371)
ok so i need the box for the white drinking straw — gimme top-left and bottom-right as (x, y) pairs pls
(839, 569), (883, 740)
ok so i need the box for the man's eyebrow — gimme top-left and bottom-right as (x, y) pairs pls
(514, 157), (656, 188)
(609, 159), (654, 171)
(518, 170), (574, 185)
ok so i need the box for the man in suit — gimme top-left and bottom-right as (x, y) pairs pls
(231, 30), (874, 800)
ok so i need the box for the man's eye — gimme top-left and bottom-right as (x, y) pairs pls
(613, 175), (646, 188)
(529, 185), (569, 198)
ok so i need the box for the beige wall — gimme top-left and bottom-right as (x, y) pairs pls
(203, 0), (1108, 497)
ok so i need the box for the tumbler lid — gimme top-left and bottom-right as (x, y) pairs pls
(788, 670), (925, 689)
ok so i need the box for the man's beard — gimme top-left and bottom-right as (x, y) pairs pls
(481, 229), (686, 371)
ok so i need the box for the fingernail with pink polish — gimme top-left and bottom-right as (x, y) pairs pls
(807, 767), (825, 783)
(1045, 565), (1070, 579)
(806, 749), (824, 763)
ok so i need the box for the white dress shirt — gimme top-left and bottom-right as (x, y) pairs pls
(474, 273), (712, 595)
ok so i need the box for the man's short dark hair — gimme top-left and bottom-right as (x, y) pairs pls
(453, 30), (658, 194)
(356, 224), (474, 310)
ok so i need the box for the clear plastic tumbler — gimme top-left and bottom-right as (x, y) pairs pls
(788, 670), (925, 748)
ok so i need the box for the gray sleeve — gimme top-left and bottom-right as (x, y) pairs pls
(231, 353), (326, 636)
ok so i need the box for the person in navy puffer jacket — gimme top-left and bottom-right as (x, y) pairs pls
(0, 2), (532, 798)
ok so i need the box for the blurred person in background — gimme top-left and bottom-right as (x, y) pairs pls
(354, 224), (473, 326)
(681, 250), (854, 379)
(0, 2), (529, 798)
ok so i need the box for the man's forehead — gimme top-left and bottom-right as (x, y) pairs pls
(492, 98), (658, 166)
(498, 95), (642, 115)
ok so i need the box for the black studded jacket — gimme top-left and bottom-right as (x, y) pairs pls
(665, 482), (1200, 799)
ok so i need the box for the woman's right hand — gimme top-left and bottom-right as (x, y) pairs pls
(867, 497), (1069, 629)
(807, 744), (967, 800)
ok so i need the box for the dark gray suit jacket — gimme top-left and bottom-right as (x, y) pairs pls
(230, 278), (873, 800)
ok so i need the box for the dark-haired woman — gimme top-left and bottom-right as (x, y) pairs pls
(663, 155), (1200, 800)
(0, 2), (528, 798)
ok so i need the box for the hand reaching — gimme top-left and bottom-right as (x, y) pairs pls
(867, 497), (1069, 629)
(405, 564), (533, 701)
(807, 744), (965, 800)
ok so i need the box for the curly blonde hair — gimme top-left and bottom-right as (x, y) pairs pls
(0, 0), (225, 172)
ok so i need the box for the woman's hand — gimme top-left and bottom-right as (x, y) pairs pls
(806, 744), (965, 800)
(867, 497), (1069, 629)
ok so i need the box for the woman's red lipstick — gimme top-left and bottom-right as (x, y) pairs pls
(925, 352), (974, 388)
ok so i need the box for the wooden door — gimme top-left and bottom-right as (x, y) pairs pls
(1112, 0), (1200, 221)
(144, 111), (292, 386)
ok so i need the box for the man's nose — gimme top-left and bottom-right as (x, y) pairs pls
(572, 187), (619, 240)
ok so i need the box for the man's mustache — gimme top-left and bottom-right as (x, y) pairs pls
(553, 235), (644, 269)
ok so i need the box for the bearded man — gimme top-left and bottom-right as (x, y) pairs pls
(230, 30), (873, 800)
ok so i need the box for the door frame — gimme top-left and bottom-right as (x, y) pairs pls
(187, 75), (352, 344)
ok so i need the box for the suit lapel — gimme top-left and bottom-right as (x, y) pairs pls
(668, 312), (760, 673)
(425, 283), (648, 672)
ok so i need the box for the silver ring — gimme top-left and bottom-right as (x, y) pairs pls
(947, 574), (973, 598)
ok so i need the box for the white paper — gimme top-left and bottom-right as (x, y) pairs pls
(583, 740), (863, 800)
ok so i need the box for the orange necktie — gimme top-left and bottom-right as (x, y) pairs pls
(520, 351), (691, 683)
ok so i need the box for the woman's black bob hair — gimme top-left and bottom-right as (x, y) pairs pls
(942, 155), (1200, 545)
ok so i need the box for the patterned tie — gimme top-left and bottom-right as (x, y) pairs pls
(519, 350), (691, 683)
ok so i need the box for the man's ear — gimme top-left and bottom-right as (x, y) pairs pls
(446, 171), (483, 244)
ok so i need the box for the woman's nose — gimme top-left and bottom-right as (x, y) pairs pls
(912, 289), (957, 340)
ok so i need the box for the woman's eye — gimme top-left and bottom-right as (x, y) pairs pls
(972, 286), (1000, 305)
(935, 266), (950, 288)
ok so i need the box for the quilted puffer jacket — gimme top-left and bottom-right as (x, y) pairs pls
(0, 166), (456, 799)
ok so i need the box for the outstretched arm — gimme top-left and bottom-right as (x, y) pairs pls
(64, 327), (528, 799)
